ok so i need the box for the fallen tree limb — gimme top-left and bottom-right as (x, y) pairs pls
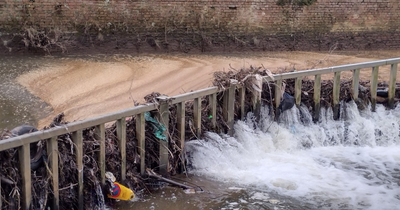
(146, 169), (195, 190)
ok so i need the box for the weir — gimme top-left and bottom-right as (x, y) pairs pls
(0, 58), (400, 209)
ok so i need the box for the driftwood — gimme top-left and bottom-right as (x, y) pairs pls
(146, 169), (197, 190)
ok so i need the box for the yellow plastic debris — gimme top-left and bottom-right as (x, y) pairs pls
(107, 182), (135, 201)
(105, 171), (135, 201)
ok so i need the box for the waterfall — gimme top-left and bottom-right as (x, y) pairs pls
(186, 101), (400, 210)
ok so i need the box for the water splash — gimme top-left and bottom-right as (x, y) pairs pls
(186, 102), (400, 210)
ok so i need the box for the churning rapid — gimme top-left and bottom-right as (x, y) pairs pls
(186, 101), (400, 210)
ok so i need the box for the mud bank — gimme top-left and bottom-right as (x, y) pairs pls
(2, 32), (400, 56)
(16, 51), (400, 129)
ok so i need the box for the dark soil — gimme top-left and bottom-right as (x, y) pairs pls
(1, 31), (400, 56)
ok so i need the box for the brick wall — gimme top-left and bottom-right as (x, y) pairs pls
(1, 0), (399, 33)
(0, 0), (399, 53)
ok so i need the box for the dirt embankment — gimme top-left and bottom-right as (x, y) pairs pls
(17, 51), (400, 128)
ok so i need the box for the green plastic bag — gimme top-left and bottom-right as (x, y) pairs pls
(144, 112), (167, 142)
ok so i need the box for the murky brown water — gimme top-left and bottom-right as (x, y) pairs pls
(114, 175), (318, 210)
(0, 56), (52, 130)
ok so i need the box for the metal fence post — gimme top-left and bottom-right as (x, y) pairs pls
(193, 97), (201, 138)
(389, 64), (398, 109)
(19, 144), (31, 210)
(313, 74), (322, 122)
(274, 79), (283, 119)
(295, 77), (302, 107)
(223, 80), (237, 136)
(116, 118), (127, 180)
(352, 69), (360, 101)
(72, 130), (83, 210)
(47, 137), (59, 210)
(208, 93), (217, 130)
(252, 82), (262, 120)
(176, 102), (185, 172)
(238, 86), (246, 120)
(95, 124), (105, 185)
(156, 96), (170, 176)
(135, 113), (145, 176)
(371, 66), (379, 112)
(333, 71), (341, 120)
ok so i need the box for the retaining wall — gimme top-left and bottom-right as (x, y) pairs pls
(1, 0), (399, 53)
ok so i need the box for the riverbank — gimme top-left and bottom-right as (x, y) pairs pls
(15, 50), (400, 129)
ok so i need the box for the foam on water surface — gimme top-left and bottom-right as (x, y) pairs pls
(186, 101), (400, 210)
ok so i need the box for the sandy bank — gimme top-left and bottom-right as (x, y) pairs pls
(17, 51), (400, 128)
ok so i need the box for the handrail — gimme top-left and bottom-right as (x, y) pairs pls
(0, 103), (157, 151)
(170, 87), (219, 104)
(264, 57), (400, 81)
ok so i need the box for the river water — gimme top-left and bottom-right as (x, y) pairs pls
(1, 54), (399, 209)
(0, 56), (52, 131)
(118, 102), (400, 210)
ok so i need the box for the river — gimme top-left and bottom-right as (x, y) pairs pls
(0, 53), (399, 209)
(0, 56), (52, 131)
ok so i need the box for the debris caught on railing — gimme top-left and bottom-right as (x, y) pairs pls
(144, 112), (167, 142)
(278, 92), (295, 113)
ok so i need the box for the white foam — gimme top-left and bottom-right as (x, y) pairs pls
(187, 102), (400, 210)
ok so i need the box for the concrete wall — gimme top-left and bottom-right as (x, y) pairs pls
(1, 0), (399, 53)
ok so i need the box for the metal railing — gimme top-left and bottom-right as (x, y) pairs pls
(268, 57), (400, 120)
(0, 57), (399, 210)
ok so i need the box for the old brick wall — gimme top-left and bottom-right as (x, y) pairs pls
(0, 0), (399, 53)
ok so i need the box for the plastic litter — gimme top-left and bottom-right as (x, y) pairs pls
(144, 112), (167, 141)
(279, 92), (295, 113)
(105, 172), (135, 201)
